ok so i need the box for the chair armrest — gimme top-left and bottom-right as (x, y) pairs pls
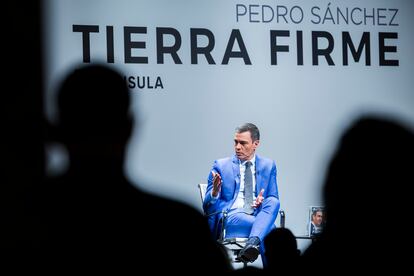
(204, 209), (226, 217)
(203, 209), (228, 242)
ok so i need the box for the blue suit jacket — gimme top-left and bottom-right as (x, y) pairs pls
(203, 154), (279, 239)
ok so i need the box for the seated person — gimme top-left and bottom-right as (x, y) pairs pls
(203, 123), (280, 265)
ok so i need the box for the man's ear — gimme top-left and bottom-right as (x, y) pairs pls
(254, 140), (260, 147)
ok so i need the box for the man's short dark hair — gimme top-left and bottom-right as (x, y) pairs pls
(312, 208), (323, 215)
(236, 123), (260, 141)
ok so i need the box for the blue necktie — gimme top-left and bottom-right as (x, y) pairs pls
(243, 161), (254, 214)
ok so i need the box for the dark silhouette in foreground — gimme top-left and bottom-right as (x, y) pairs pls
(302, 116), (414, 274)
(264, 228), (300, 274)
(37, 64), (230, 272)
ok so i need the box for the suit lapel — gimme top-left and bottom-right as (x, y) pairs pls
(232, 155), (240, 199)
(255, 155), (262, 196)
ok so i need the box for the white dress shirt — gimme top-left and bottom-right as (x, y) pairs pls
(230, 155), (256, 210)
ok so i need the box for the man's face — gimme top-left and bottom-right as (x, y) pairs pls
(312, 211), (323, 226)
(234, 131), (259, 161)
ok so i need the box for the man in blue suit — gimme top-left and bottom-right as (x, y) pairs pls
(203, 123), (280, 264)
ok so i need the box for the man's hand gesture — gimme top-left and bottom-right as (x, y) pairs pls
(252, 189), (264, 208)
(212, 171), (222, 197)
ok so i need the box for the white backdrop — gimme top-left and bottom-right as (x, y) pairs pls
(43, 0), (414, 246)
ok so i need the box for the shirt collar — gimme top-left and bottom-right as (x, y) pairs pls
(239, 155), (256, 166)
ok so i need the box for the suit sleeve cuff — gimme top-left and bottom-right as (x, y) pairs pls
(210, 191), (219, 204)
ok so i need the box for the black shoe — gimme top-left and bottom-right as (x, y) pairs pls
(236, 237), (260, 263)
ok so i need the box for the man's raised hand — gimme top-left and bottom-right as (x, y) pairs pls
(212, 171), (222, 197)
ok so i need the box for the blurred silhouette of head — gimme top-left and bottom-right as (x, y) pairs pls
(322, 115), (414, 261)
(44, 64), (233, 274)
(264, 228), (299, 269)
(56, 64), (132, 165)
(302, 116), (413, 273)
